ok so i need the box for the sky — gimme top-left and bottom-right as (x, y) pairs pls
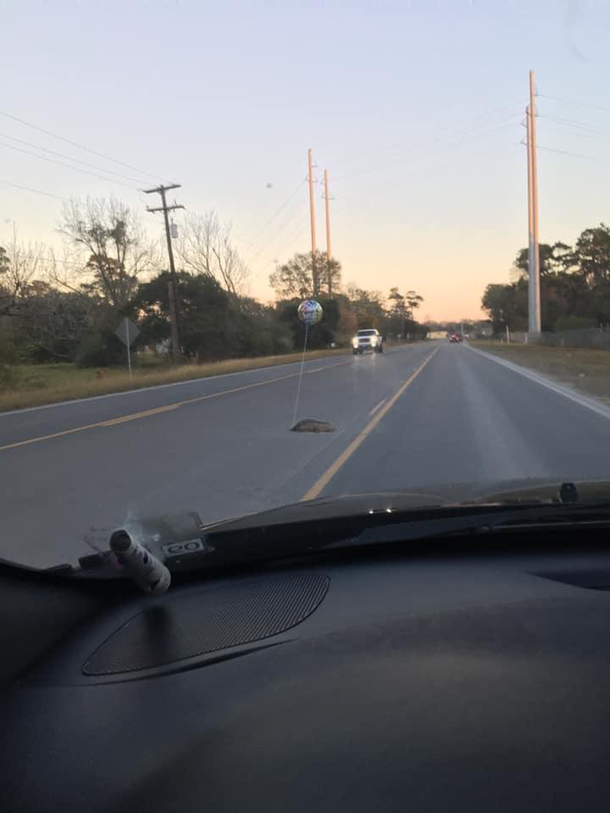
(1, 0), (610, 320)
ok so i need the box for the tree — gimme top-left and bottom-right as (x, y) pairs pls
(135, 271), (285, 361)
(571, 224), (610, 286)
(59, 196), (153, 308)
(345, 284), (385, 330)
(270, 250), (341, 300)
(513, 242), (572, 278)
(0, 235), (46, 317)
(481, 281), (528, 332)
(175, 210), (249, 296)
(17, 282), (96, 361)
(386, 287), (424, 337)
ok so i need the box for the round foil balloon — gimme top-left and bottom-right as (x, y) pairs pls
(298, 299), (323, 326)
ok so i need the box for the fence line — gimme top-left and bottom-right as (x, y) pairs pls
(503, 327), (610, 348)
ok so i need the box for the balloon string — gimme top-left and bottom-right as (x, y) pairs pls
(292, 324), (309, 426)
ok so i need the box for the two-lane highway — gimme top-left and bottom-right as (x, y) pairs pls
(3, 341), (610, 568)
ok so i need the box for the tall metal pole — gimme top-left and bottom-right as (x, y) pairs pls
(144, 183), (185, 361)
(529, 70), (541, 333)
(323, 169), (332, 298)
(526, 105), (535, 334)
(308, 149), (318, 298)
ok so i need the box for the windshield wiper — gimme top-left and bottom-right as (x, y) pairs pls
(188, 501), (610, 571)
(58, 500), (610, 580)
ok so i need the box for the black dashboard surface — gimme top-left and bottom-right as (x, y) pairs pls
(3, 546), (610, 812)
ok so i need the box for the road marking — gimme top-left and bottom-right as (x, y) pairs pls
(0, 353), (353, 418)
(467, 344), (610, 421)
(100, 404), (181, 426)
(0, 369), (299, 452)
(0, 358), (356, 453)
(368, 398), (386, 417)
(301, 348), (439, 501)
(0, 348), (431, 454)
(307, 360), (351, 374)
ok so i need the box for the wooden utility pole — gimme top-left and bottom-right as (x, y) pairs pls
(144, 183), (185, 361)
(528, 70), (541, 333)
(323, 169), (332, 298)
(308, 149), (318, 298)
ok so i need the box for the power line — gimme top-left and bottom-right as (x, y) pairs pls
(240, 179), (305, 254)
(537, 119), (610, 145)
(538, 94), (610, 116)
(243, 182), (307, 264)
(0, 138), (140, 190)
(0, 130), (147, 185)
(334, 114), (522, 183)
(538, 113), (610, 138)
(340, 100), (526, 164)
(0, 179), (66, 201)
(534, 143), (610, 166)
(338, 142), (519, 198)
(247, 203), (306, 267)
(0, 108), (169, 183)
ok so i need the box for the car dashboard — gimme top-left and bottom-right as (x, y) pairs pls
(2, 537), (610, 812)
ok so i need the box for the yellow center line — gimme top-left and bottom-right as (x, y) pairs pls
(0, 352), (409, 454)
(101, 404), (181, 426)
(0, 369), (300, 453)
(368, 398), (386, 417)
(300, 348), (439, 502)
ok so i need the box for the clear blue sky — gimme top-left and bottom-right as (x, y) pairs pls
(2, 0), (610, 319)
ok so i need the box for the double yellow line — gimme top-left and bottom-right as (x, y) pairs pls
(301, 348), (438, 501)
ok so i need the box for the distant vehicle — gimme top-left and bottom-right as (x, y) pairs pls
(449, 333), (463, 343)
(352, 329), (383, 354)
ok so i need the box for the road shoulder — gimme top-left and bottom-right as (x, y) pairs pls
(467, 343), (610, 422)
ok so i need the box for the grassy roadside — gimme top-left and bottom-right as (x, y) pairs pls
(472, 341), (610, 404)
(0, 349), (350, 413)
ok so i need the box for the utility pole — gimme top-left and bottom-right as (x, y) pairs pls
(144, 183), (185, 361)
(526, 105), (535, 334)
(323, 169), (332, 298)
(528, 70), (541, 333)
(308, 148), (318, 298)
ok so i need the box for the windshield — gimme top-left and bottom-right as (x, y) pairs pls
(3, 2), (610, 570)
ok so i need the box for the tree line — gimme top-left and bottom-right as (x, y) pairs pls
(482, 223), (610, 333)
(0, 196), (426, 373)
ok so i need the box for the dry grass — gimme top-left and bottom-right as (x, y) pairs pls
(472, 341), (610, 403)
(0, 349), (349, 413)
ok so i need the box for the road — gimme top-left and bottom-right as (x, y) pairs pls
(3, 341), (610, 569)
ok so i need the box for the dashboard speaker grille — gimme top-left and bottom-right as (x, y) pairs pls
(83, 572), (329, 675)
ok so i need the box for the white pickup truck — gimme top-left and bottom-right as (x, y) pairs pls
(352, 329), (384, 355)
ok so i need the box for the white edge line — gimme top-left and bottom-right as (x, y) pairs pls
(368, 398), (386, 417)
(0, 356), (344, 418)
(468, 344), (610, 421)
(0, 342), (424, 419)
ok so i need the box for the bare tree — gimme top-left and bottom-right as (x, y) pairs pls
(0, 230), (47, 316)
(175, 210), (248, 296)
(60, 196), (155, 308)
(269, 250), (341, 300)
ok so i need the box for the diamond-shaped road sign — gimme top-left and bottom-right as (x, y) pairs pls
(115, 317), (140, 347)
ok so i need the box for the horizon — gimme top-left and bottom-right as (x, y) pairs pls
(2, 1), (610, 320)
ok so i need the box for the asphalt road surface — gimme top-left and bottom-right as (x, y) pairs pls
(4, 341), (610, 569)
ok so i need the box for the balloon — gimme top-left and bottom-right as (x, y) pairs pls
(298, 299), (323, 326)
